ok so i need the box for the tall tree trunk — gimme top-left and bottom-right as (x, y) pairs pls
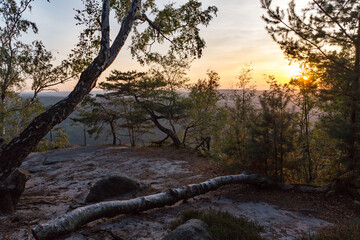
(280, 108), (284, 183)
(83, 125), (87, 147)
(348, 19), (360, 171)
(131, 128), (136, 146)
(304, 95), (312, 183)
(110, 120), (117, 145)
(0, 0), (141, 215)
(49, 129), (53, 143)
(145, 108), (182, 148)
(1, 97), (6, 138)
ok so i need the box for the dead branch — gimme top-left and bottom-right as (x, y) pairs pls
(31, 173), (327, 240)
(31, 174), (268, 239)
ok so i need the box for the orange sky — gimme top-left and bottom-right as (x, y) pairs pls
(23, 0), (307, 92)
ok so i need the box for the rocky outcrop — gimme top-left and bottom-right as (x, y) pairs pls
(162, 219), (213, 240)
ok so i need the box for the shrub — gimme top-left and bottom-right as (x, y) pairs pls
(299, 222), (360, 240)
(169, 209), (264, 240)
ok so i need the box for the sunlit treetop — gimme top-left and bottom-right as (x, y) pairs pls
(71, 0), (218, 70)
(261, 0), (360, 73)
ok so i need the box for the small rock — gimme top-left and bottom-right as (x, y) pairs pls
(280, 184), (294, 191)
(85, 175), (146, 203)
(298, 209), (317, 216)
(28, 166), (45, 173)
(162, 219), (213, 240)
(42, 155), (74, 165)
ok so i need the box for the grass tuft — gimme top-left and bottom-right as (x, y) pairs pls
(169, 209), (264, 240)
(299, 222), (360, 240)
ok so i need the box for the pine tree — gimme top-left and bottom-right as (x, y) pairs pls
(289, 74), (318, 183)
(100, 55), (190, 148)
(261, 0), (360, 171)
(223, 66), (257, 167)
(250, 77), (296, 182)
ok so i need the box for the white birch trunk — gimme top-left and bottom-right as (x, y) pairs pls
(32, 173), (280, 240)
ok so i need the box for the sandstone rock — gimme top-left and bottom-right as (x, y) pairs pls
(85, 175), (146, 203)
(162, 219), (213, 240)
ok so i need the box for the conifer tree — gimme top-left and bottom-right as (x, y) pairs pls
(261, 0), (360, 172)
(249, 77), (296, 182)
(223, 67), (257, 167)
(100, 55), (190, 148)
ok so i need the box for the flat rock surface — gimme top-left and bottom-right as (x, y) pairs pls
(0, 146), (355, 240)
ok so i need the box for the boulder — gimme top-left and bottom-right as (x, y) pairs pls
(85, 175), (146, 203)
(0, 169), (31, 215)
(162, 219), (213, 240)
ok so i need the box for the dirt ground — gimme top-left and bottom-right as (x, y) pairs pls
(0, 146), (358, 240)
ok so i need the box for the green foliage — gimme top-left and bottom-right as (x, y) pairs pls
(0, 93), (44, 143)
(36, 128), (70, 152)
(298, 222), (360, 240)
(100, 54), (191, 148)
(287, 74), (319, 183)
(131, 1), (218, 64)
(261, 0), (360, 172)
(169, 209), (264, 240)
(220, 66), (257, 170)
(0, 0), (71, 145)
(72, 95), (122, 145)
(182, 70), (226, 153)
(74, 0), (217, 65)
(114, 97), (153, 147)
(248, 77), (296, 182)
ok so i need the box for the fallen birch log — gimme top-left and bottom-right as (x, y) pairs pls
(31, 173), (325, 240)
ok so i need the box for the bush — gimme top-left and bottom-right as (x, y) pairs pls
(299, 222), (360, 240)
(36, 128), (70, 152)
(169, 209), (264, 240)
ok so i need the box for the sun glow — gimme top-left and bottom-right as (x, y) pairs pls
(288, 64), (302, 78)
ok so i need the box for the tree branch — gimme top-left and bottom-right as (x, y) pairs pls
(312, 0), (356, 43)
(105, 0), (141, 69)
(264, 5), (352, 72)
(137, 13), (184, 52)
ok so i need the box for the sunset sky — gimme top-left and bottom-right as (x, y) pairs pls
(23, 0), (307, 91)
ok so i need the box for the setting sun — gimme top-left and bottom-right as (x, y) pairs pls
(288, 64), (302, 78)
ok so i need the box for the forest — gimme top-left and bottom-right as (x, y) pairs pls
(0, 0), (360, 239)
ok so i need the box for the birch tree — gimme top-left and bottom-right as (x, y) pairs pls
(0, 0), (217, 214)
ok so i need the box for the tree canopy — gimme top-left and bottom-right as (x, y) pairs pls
(261, 0), (360, 171)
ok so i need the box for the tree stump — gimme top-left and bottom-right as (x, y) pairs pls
(0, 169), (30, 215)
